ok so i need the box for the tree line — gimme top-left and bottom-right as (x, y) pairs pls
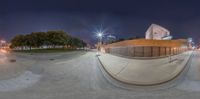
(10, 30), (87, 50)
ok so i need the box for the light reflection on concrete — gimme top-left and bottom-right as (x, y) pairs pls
(0, 49), (8, 63)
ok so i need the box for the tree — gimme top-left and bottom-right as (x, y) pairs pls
(30, 32), (47, 47)
(46, 30), (70, 48)
(10, 34), (26, 50)
(24, 34), (35, 50)
(10, 30), (87, 50)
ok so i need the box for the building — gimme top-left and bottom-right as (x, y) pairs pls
(145, 24), (172, 40)
(0, 39), (7, 48)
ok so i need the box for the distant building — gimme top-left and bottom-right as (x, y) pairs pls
(0, 39), (6, 47)
(0, 39), (7, 48)
(105, 35), (116, 44)
(145, 24), (172, 40)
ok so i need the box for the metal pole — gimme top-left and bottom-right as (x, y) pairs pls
(169, 47), (172, 63)
(98, 36), (103, 55)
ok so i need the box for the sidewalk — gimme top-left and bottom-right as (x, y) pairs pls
(98, 51), (193, 85)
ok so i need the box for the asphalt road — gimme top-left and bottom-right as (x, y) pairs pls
(0, 50), (200, 99)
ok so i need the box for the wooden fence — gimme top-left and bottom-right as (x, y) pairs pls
(104, 46), (188, 58)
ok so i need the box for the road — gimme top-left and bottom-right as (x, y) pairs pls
(0, 50), (199, 99)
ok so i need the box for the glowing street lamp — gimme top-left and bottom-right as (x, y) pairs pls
(97, 32), (103, 44)
(97, 32), (103, 37)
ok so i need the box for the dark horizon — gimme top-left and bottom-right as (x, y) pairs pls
(1, 0), (200, 44)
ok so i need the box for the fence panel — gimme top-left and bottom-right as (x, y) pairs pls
(105, 46), (188, 58)
(160, 47), (166, 56)
(144, 47), (152, 57)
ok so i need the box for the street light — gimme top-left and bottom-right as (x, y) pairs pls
(97, 32), (103, 37)
(97, 32), (103, 44)
(96, 32), (104, 56)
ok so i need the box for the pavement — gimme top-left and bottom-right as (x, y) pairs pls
(177, 51), (200, 92)
(0, 50), (200, 99)
(0, 51), (31, 80)
(98, 51), (193, 85)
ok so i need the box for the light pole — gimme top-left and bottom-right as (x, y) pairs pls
(97, 32), (103, 55)
(98, 33), (103, 45)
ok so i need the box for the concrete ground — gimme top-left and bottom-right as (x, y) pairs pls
(0, 50), (199, 99)
(98, 51), (192, 85)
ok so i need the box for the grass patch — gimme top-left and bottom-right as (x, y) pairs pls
(12, 48), (79, 53)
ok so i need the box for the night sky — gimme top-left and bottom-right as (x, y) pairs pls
(1, 0), (200, 44)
